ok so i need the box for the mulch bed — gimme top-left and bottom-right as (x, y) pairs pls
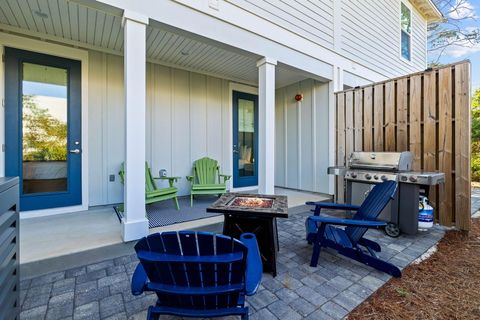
(348, 218), (480, 320)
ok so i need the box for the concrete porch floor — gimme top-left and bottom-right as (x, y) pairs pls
(20, 187), (331, 264)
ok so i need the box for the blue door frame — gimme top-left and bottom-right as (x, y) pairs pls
(232, 91), (258, 188)
(5, 47), (82, 211)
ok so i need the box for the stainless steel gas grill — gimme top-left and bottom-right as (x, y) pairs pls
(328, 151), (445, 237)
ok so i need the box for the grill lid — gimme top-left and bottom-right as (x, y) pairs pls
(348, 152), (413, 172)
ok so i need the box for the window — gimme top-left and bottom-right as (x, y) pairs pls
(400, 2), (411, 61)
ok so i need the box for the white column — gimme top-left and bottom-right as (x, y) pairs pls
(122, 11), (149, 242)
(257, 57), (277, 195)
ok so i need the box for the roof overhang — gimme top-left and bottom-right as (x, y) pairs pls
(409, 0), (444, 23)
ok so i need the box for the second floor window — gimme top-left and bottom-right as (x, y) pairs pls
(400, 2), (411, 61)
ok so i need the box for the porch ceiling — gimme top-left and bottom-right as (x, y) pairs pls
(0, 0), (321, 87)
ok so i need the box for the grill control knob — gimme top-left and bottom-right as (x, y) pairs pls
(365, 173), (372, 180)
(373, 175), (379, 180)
(401, 175), (408, 182)
(409, 176), (417, 182)
(350, 172), (357, 178)
(381, 175), (388, 181)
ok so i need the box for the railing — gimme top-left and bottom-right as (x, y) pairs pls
(335, 61), (471, 230)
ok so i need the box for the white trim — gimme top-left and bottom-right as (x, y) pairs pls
(228, 82), (258, 190)
(122, 10), (149, 25)
(0, 32), (89, 213)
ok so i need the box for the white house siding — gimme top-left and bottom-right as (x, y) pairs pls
(340, 0), (427, 78)
(88, 51), (231, 206)
(226, 0), (335, 50)
(275, 80), (330, 194)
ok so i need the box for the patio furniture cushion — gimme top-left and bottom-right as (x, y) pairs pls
(131, 231), (262, 320)
(305, 181), (402, 277)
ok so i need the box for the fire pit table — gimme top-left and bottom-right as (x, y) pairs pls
(207, 193), (288, 277)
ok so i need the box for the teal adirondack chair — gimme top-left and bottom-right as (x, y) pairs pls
(119, 162), (180, 210)
(187, 157), (231, 206)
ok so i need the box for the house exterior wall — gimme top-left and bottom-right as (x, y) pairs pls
(135, 0), (428, 81)
(340, 0), (427, 77)
(88, 51), (231, 206)
(275, 80), (330, 194)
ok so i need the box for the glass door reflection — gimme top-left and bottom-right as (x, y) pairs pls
(22, 63), (68, 194)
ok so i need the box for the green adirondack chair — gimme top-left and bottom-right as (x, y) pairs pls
(119, 162), (180, 210)
(187, 157), (231, 206)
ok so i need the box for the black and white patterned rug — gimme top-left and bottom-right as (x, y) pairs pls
(115, 196), (222, 228)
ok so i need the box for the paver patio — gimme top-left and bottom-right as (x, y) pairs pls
(19, 209), (444, 320)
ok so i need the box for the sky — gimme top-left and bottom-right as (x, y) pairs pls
(431, 0), (480, 91)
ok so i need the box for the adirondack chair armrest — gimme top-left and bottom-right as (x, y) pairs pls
(131, 263), (149, 296)
(306, 202), (361, 211)
(219, 174), (232, 183)
(155, 176), (181, 187)
(186, 175), (194, 184)
(308, 215), (387, 228)
(240, 233), (262, 296)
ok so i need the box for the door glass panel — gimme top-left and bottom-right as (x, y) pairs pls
(237, 98), (255, 177)
(22, 63), (68, 194)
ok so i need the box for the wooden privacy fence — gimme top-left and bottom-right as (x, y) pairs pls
(335, 61), (471, 230)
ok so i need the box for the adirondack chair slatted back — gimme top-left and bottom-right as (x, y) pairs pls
(135, 231), (248, 310)
(119, 163), (157, 193)
(144, 163), (157, 193)
(194, 157), (219, 185)
(345, 181), (398, 243)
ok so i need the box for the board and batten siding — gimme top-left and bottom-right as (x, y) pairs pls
(275, 80), (330, 194)
(226, 0), (335, 50)
(340, 0), (427, 78)
(88, 51), (231, 206)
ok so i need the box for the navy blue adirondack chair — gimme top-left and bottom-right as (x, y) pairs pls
(305, 181), (401, 277)
(131, 231), (262, 319)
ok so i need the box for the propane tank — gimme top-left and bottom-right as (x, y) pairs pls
(418, 196), (434, 230)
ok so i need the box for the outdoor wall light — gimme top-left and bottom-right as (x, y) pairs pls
(295, 94), (303, 102)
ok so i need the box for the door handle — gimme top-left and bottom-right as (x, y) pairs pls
(69, 149), (81, 154)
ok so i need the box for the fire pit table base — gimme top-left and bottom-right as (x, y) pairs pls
(223, 215), (279, 276)
(206, 193), (288, 277)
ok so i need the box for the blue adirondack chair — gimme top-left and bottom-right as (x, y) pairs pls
(305, 181), (401, 277)
(131, 231), (262, 320)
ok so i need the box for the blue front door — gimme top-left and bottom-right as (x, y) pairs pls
(232, 91), (258, 188)
(5, 48), (82, 211)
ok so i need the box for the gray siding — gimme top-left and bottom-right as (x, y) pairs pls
(226, 0), (335, 50)
(88, 51), (231, 206)
(340, 0), (427, 77)
(275, 80), (330, 193)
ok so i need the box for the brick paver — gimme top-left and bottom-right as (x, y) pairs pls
(20, 210), (444, 319)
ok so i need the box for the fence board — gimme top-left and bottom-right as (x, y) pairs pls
(336, 93), (345, 203)
(373, 84), (384, 151)
(363, 87), (373, 151)
(354, 90), (363, 151)
(385, 82), (395, 151)
(409, 75), (422, 171)
(438, 68), (453, 226)
(334, 61), (471, 231)
(397, 78), (408, 151)
(455, 63), (471, 229)
(423, 70), (437, 219)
